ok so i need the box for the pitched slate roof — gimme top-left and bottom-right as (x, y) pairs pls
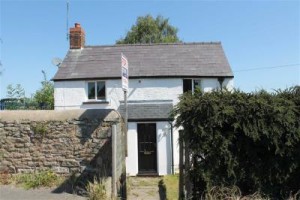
(53, 42), (233, 81)
(118, 103), (173, 121)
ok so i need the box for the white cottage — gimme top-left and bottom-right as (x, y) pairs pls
(53, 23), (234, 176)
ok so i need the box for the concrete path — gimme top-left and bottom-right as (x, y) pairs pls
(1, 177), (166, 200)
(127, 177), (165, 200)
(0, 185), (86, 200)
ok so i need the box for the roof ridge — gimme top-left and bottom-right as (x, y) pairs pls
(84, 42), (221, 48)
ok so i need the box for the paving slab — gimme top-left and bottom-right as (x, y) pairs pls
(127, 177), (164, 200)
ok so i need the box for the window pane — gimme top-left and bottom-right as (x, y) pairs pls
(194, 80), (201, 91)
(183, 79), (192, 93)
(97, 81), (105, 99)
(88, 82), (95, 99)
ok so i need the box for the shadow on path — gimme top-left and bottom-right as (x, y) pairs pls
(158, 179), (167, 200)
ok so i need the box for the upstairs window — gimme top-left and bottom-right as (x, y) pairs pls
(183, 79), (201, 93)
(87, 81), (106, 100)
(193, 79), (201, 91)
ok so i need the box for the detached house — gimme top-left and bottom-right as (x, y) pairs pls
(53, 23), (234, 176)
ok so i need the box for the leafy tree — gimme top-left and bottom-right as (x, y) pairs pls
(4, 84), (26, 109)
(33, 70), (54, 109)
(116, 15), (181, 44)
(6, 84), (25, 99)
(6, 84), (15, 98)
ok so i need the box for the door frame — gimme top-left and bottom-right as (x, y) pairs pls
(137, 122), (158, 175)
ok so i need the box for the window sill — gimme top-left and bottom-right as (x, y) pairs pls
(82, 100), (109, 105)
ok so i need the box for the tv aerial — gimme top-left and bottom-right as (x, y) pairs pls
(51, 57), (63, 67)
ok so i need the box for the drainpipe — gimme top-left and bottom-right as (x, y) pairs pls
(169, 121), (174, 175)
(218, 77), (225, 91)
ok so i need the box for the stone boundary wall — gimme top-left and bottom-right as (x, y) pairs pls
(0, 109), (122, 176)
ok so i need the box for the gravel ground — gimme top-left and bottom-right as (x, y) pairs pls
(0, 185), (86, 200)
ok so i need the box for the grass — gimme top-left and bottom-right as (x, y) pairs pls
(31, 122), (48, 139)
(127, 175), (179, 199)
(162, 175), (179, 200)
(132, 177), (161, 186)
(86, 178), (107, 200)
(13, 170), (63, 189)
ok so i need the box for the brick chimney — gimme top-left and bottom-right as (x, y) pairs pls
(69, 23), (85, 49)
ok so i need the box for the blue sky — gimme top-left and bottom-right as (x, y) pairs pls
(0, 0), (299, 98)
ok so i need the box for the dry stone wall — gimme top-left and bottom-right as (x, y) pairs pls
(0, 109), (122, 176)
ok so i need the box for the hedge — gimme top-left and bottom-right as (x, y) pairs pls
(174, 86), (300, 199)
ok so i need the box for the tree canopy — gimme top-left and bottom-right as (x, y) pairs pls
(3, 71), (54, 110)
(6, 84), (25, 99)
(34, 70), (54, 109)
(116, 15), (181, 44)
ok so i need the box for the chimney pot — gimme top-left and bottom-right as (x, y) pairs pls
(69, 23), (85, 49)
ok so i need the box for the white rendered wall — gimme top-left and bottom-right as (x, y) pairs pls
(126, 122), (138, 176)
(54, 81), (86, 110)
(156, 122), (172, 175)
(201, 78), (234, 92)
(55, 77), (234, 175)
(54, 78), (233, 110)
(126, 79), (182, 105)
(55, 78), (183, 110)
(223, 78), (234, 91)
(172, 127), (180, 173)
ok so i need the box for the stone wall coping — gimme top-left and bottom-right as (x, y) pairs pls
(0, 109), (121, 122)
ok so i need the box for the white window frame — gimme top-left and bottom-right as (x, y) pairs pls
(86, 80), (106, 101)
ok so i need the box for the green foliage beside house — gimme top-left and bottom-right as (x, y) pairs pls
(33, 70), (54, 109)
(2, 71), (53, 110)
(174, 86), (300, 199)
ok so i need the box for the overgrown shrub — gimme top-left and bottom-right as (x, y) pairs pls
(14, 170), (61, 189)
(31, 122), (48, 138)
(86, 178), (107, 200)
(174, 86), (300, 199)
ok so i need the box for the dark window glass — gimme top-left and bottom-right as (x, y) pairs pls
(97, 81), (105, 99)
(88, 82), (95, 99)
(194, 80), (201, 91)
(183, 79), (192, 93)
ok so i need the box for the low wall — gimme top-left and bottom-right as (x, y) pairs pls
(0, 109), (127, 197)
(0, 109), (121, 176)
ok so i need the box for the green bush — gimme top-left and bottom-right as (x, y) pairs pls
(14, 170), (61, 189)
(174, 86), (300, 199)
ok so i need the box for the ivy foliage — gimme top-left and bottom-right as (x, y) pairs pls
(173, 86), (300, 199)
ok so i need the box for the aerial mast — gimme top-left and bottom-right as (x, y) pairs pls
(66, 1), (69, 41)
